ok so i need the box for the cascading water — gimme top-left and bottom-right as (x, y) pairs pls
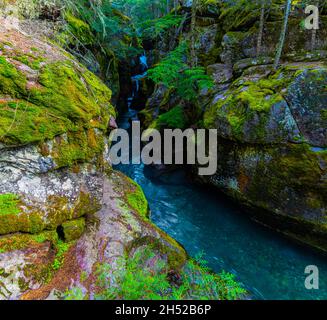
(140, 52), (148, 70)
(129, 53), (149, 108)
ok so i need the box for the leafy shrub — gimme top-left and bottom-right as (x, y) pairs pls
(64, 249), (246, 300)
(153, 105), (187, 129)
(140, 14), (183, 39)
(148, 42), (213, 101)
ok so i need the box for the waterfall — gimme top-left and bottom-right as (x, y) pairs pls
(140, 52), (148, 70)
(129, 52), (149, 108)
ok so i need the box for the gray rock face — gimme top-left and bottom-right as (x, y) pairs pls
(207, 63), (233, 84)
(0, 133), (105, 235)
(220, 32), (246, 66)
(195, 24), (219, 55)
(0, 143), (56, 179)
(186, 24), (220, 65)
(233, 57), (274, 75)
(203, 62), (327, 251)
(285, 68), (327, 147)
(146, 84), (169, 110)
(241, 65), (273, 82)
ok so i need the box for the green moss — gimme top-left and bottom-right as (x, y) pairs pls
(0, 56), (114, 153)
(51, 129), (105, 167)
(18, 277), (30, 292)
(244, 143), (327, 210)
(227, 113), (245, 136)
(0, 230), (75, 286)
(0, 99), (67, 146)
(321, 109), (327, 121)
(238, 85), (283, 112)
(199, 46), (222, 67)
(138, 108), (156, 128)
(126, 179), (149, 218)
(237, 72), (291, 112)
(0, 193), (20, 216)
(12, 53), (45, 70)
(0, 205), (42, 235)
(127, 235), (187, 271)
(0, 230), (58, 254)
(203, 64), (306, 138)
(61, 218), (86, 242)
(0, 31), (115, 149)
(0, 56), (27, 97)
(0, 192), (100, 236)
(64, 12), (95, 46)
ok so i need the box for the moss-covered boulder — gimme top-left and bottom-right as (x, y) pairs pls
(0, 170), (188, 300)
(189, 24), (222, 66)
(0, 31), (115, 148)
(203, 62), (327, 251)
(60, 218), (86, 242)
(0, 22), (115, 237)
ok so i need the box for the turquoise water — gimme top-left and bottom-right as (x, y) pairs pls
(116, 109), (327, 300)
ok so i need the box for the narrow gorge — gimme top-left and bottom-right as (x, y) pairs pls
(0, 0), (326, 301)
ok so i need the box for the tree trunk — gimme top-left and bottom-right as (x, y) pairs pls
(174, 0), (178, 15)
(256, 0), (266, 57)
(170, 13), (187, 50)
(273, 0), (292, 70)
(190, 0), (197, 67)
(311, 28), (317, 51)
(311, 1), (319, 51)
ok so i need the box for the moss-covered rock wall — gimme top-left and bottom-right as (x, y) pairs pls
(142, 4), (327, 252)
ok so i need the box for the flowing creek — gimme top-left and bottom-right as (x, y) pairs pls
(115, 107), (327, 300)
(115, 55), (327, 300)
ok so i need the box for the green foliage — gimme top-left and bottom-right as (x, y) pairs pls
(173, 252), (247, 300)
(95, 249), (170, 300)
(62, 0), (139, 60)
(64, 287), (85, 300)
(126, 179), (149, 218)
(148, 43), (186, 88)
(153, 105), (187, 129)
(178, 67), (214, 100)
(64, 249), (246, 300)
(0, 194), (20, 216)
(113, 0), (170, 25)
(52, 240), (70, 271)
(140, 14), (183, 39)
(148, 43), (214, 101)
